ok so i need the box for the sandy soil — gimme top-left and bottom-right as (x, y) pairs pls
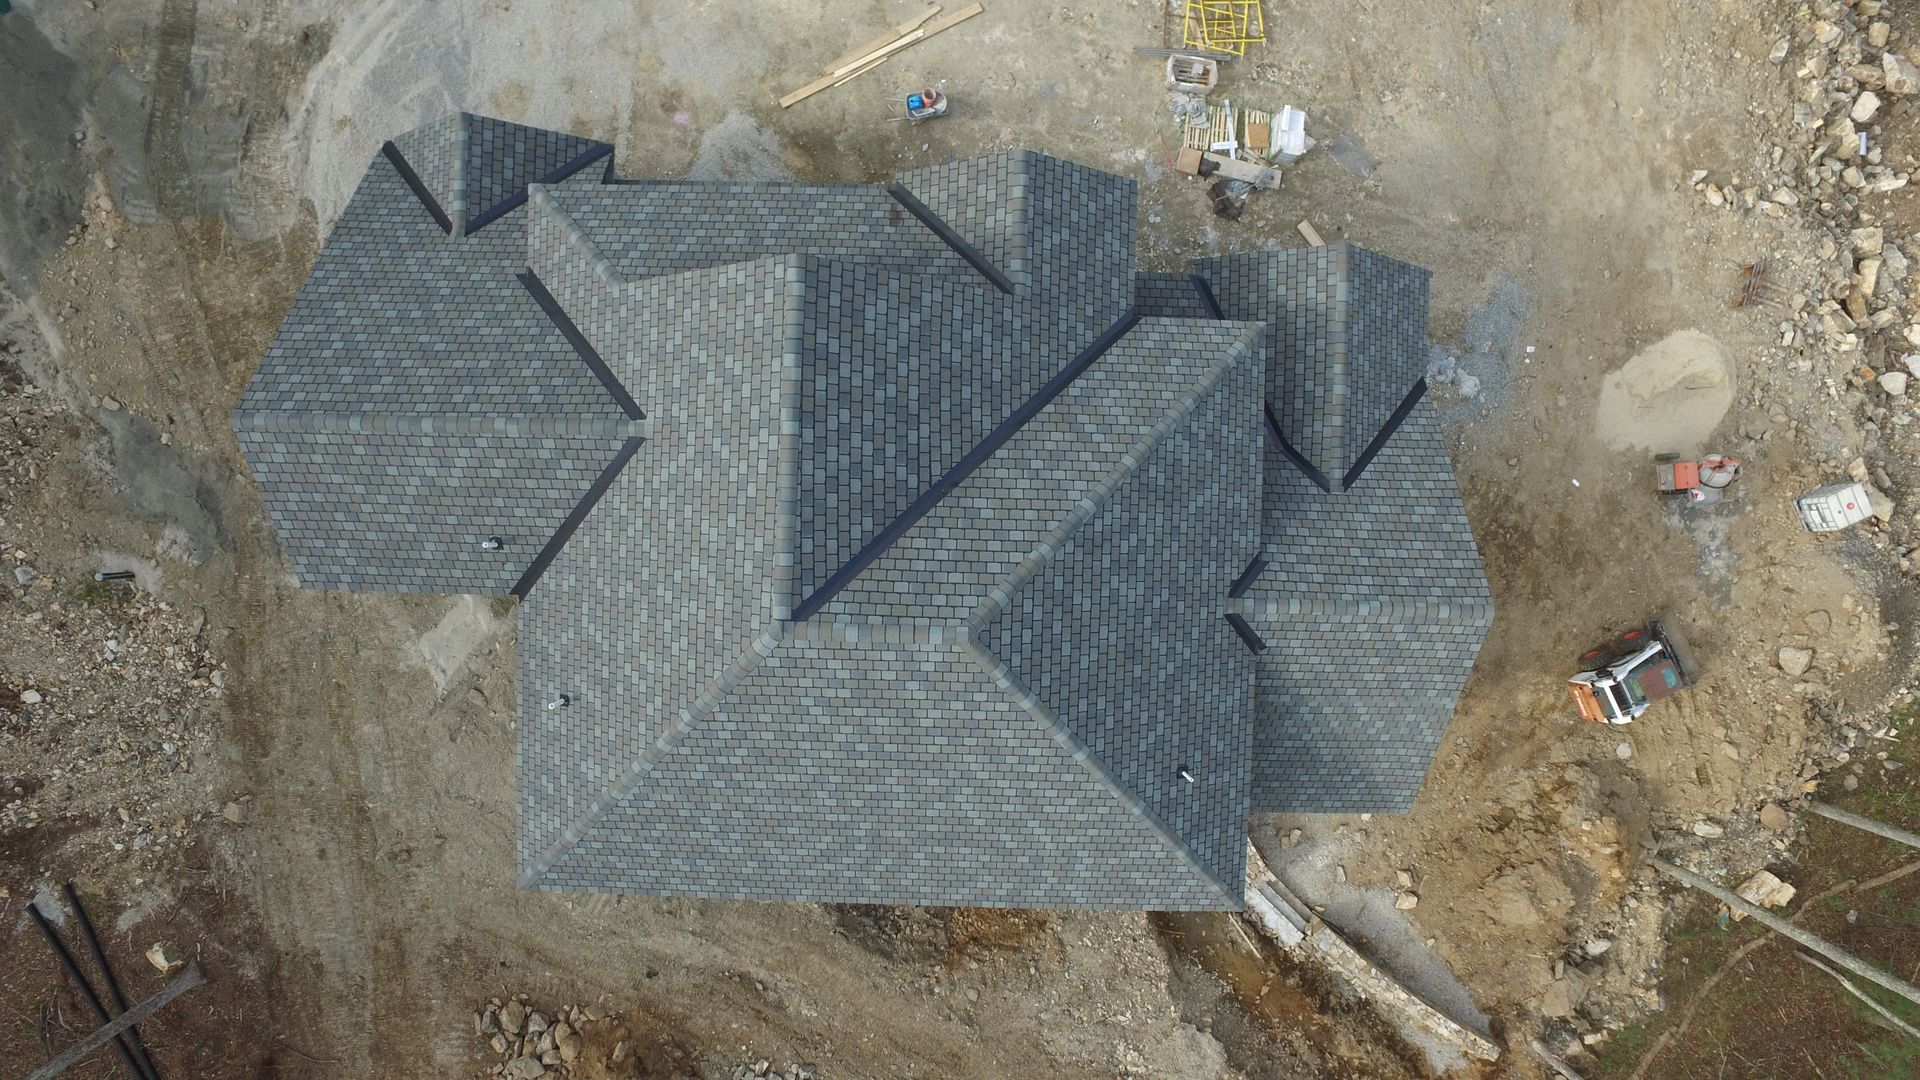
(4, 0), (1919, 1078)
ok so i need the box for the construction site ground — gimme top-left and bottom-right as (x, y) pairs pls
(3, 0), (1919, 1077)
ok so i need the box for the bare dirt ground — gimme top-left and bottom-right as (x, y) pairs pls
(4, 0), (1920, 1077)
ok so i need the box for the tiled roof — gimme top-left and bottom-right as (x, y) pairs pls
(1236, 401), (1492, 811)
(234, 114), (1495, 910)
(1195, 245), (1431, 488)
(532, 631), (1233, 908)
(537, 182), (979, 280)
(976, 339), (1263, 890)
(1133, 272), (1218, 318)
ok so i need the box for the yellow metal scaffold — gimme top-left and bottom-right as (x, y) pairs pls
(1182, 0), (1265, 56)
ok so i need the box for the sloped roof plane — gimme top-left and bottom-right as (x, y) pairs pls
(233, 114), (1494, 910)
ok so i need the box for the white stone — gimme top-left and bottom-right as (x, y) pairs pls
(1779, 646), (1814, 677)
(1691, 820), (1726, 838)
(1616, 741), (1633, 760)
(1733, 869), (1797, 919)
(1886, 52), (1920, 94)
(1880, 370), (1909, 396)
(19, 689), (42, 705)
(1853, 91), (1884, 123)
(1395, 892), (1419, 910)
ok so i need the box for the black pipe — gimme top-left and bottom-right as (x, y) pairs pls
(25, 903), (154, 1080)
(64, 883), (162, 1080)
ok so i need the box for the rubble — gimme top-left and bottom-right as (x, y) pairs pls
(474, 996), (615, 1079)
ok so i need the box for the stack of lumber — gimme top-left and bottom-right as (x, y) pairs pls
(779, 4), (985, 108)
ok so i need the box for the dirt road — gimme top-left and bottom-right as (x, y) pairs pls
(4, 0), (1917, 1077)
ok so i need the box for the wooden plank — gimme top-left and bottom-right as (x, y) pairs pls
(781, 70), (847, 108)
(1296, 219), (1325, 246)
(832, 28), (927, 77)
(825, 6), (941, 73)
(780, 3), (985, 108)
(1175, 146), (1204, 175)
(832, 52), (895, 88)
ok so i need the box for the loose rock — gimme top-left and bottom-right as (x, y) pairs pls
(1778, 646), (1814, 677)
(1759, 803), (1791, 831)
(503, 1057), (546, 1080)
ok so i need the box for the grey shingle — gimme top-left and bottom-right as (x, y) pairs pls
(1195, 244), (1431, 486)
(235, 113), (1495, 911)
(1238, 400), (1492, 812)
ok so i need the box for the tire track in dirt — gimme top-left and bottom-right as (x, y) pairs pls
(141, 0), (197, 221)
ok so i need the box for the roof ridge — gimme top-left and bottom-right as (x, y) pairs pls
(451, 111), (471, 233)
(1233, 594), (1495, 623)
(772, 256), (806, 621)
(228, 410), (649, 439)
(959, 635), (1236, 904)
(788, 307), (1144, 622)
(528, 184), (623, 290)
(968, 321), (1262, 629)
(518, 625), (790, 888)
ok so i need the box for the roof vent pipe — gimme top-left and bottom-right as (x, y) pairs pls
(1178, 767), (1196, 784)
(546, 694), (571, 710)
(482, 536), (505, 551)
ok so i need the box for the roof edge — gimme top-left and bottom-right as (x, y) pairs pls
(228, 409), (649, 440)
(960, 635), (1238, 905)
(969, 320), (1263, 629)
(517, 624), (790, 889)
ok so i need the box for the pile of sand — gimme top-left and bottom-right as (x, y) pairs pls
(1594, 329), (1736, 453)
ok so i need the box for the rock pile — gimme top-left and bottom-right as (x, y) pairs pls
(474, 996), (613, 1079)
(1709, 0), (1920, 578)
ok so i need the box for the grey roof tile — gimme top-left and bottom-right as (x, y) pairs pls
(235, 114), (1494, 910)
(1195, 244), (1430, 486)
(976, 330), (1262, 889)
(531, 633), (1234, 909)
(1238, 400), (1492, 812)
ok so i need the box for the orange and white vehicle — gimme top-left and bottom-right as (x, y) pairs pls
(1568, 620), (1700, 725)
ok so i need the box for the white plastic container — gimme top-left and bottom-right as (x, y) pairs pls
(1796, 481), (1875, 532)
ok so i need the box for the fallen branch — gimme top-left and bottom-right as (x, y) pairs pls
(1628, 868), (1872, 1080)
(1653, 858), (1920, 1009)
(1796, 952), (1920, 1043)
(1809, 801), (1920, 852)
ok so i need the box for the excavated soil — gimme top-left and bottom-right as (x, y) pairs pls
(4, 1), (1919, 1078)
